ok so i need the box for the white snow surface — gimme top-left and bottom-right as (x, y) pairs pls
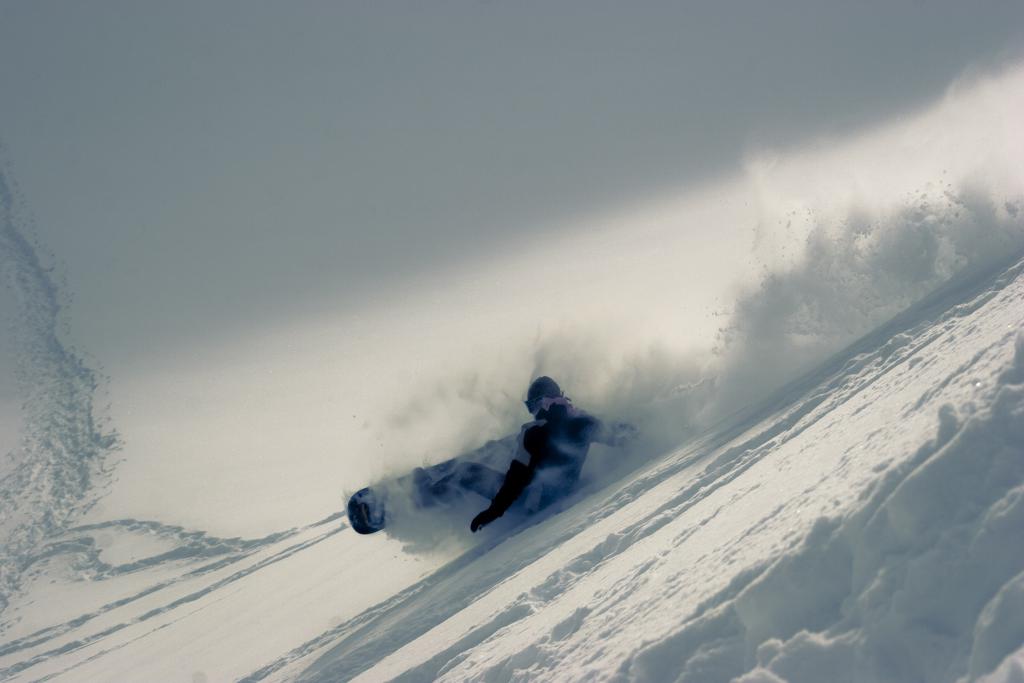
(2, 219), (1024, 681)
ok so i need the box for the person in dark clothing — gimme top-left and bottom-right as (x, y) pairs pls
(346, 376), (634, 536)
(469, 376), (617, 532)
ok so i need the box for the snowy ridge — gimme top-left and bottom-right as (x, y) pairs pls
(0, 169), (120, 613)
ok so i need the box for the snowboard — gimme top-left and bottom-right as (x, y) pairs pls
(346, 433), (520, 534)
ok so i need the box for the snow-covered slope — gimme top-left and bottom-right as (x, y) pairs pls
(291, 255), (1024, 683)
(2, 224), (1023, 681)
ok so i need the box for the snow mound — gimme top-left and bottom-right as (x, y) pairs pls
(626, 335), (1024, 683)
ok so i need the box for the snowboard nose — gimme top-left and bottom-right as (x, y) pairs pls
(347, 488), (386, 534)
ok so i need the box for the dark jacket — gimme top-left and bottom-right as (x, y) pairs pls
(487, 398), (600, 517)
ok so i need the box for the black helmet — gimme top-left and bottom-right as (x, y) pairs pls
(525, 376), (562, 412)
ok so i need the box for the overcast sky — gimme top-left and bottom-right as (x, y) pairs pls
(1, 1), (1022, 363)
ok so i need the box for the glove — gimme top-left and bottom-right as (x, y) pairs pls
(470, 507), (501, 533)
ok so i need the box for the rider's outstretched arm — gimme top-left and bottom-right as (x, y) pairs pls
(470, 459), (533, 532)
(470, 423), (550, 532)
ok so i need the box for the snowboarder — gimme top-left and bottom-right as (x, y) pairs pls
(347, 376), (631, 535)
(468, 376), (619, 532)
